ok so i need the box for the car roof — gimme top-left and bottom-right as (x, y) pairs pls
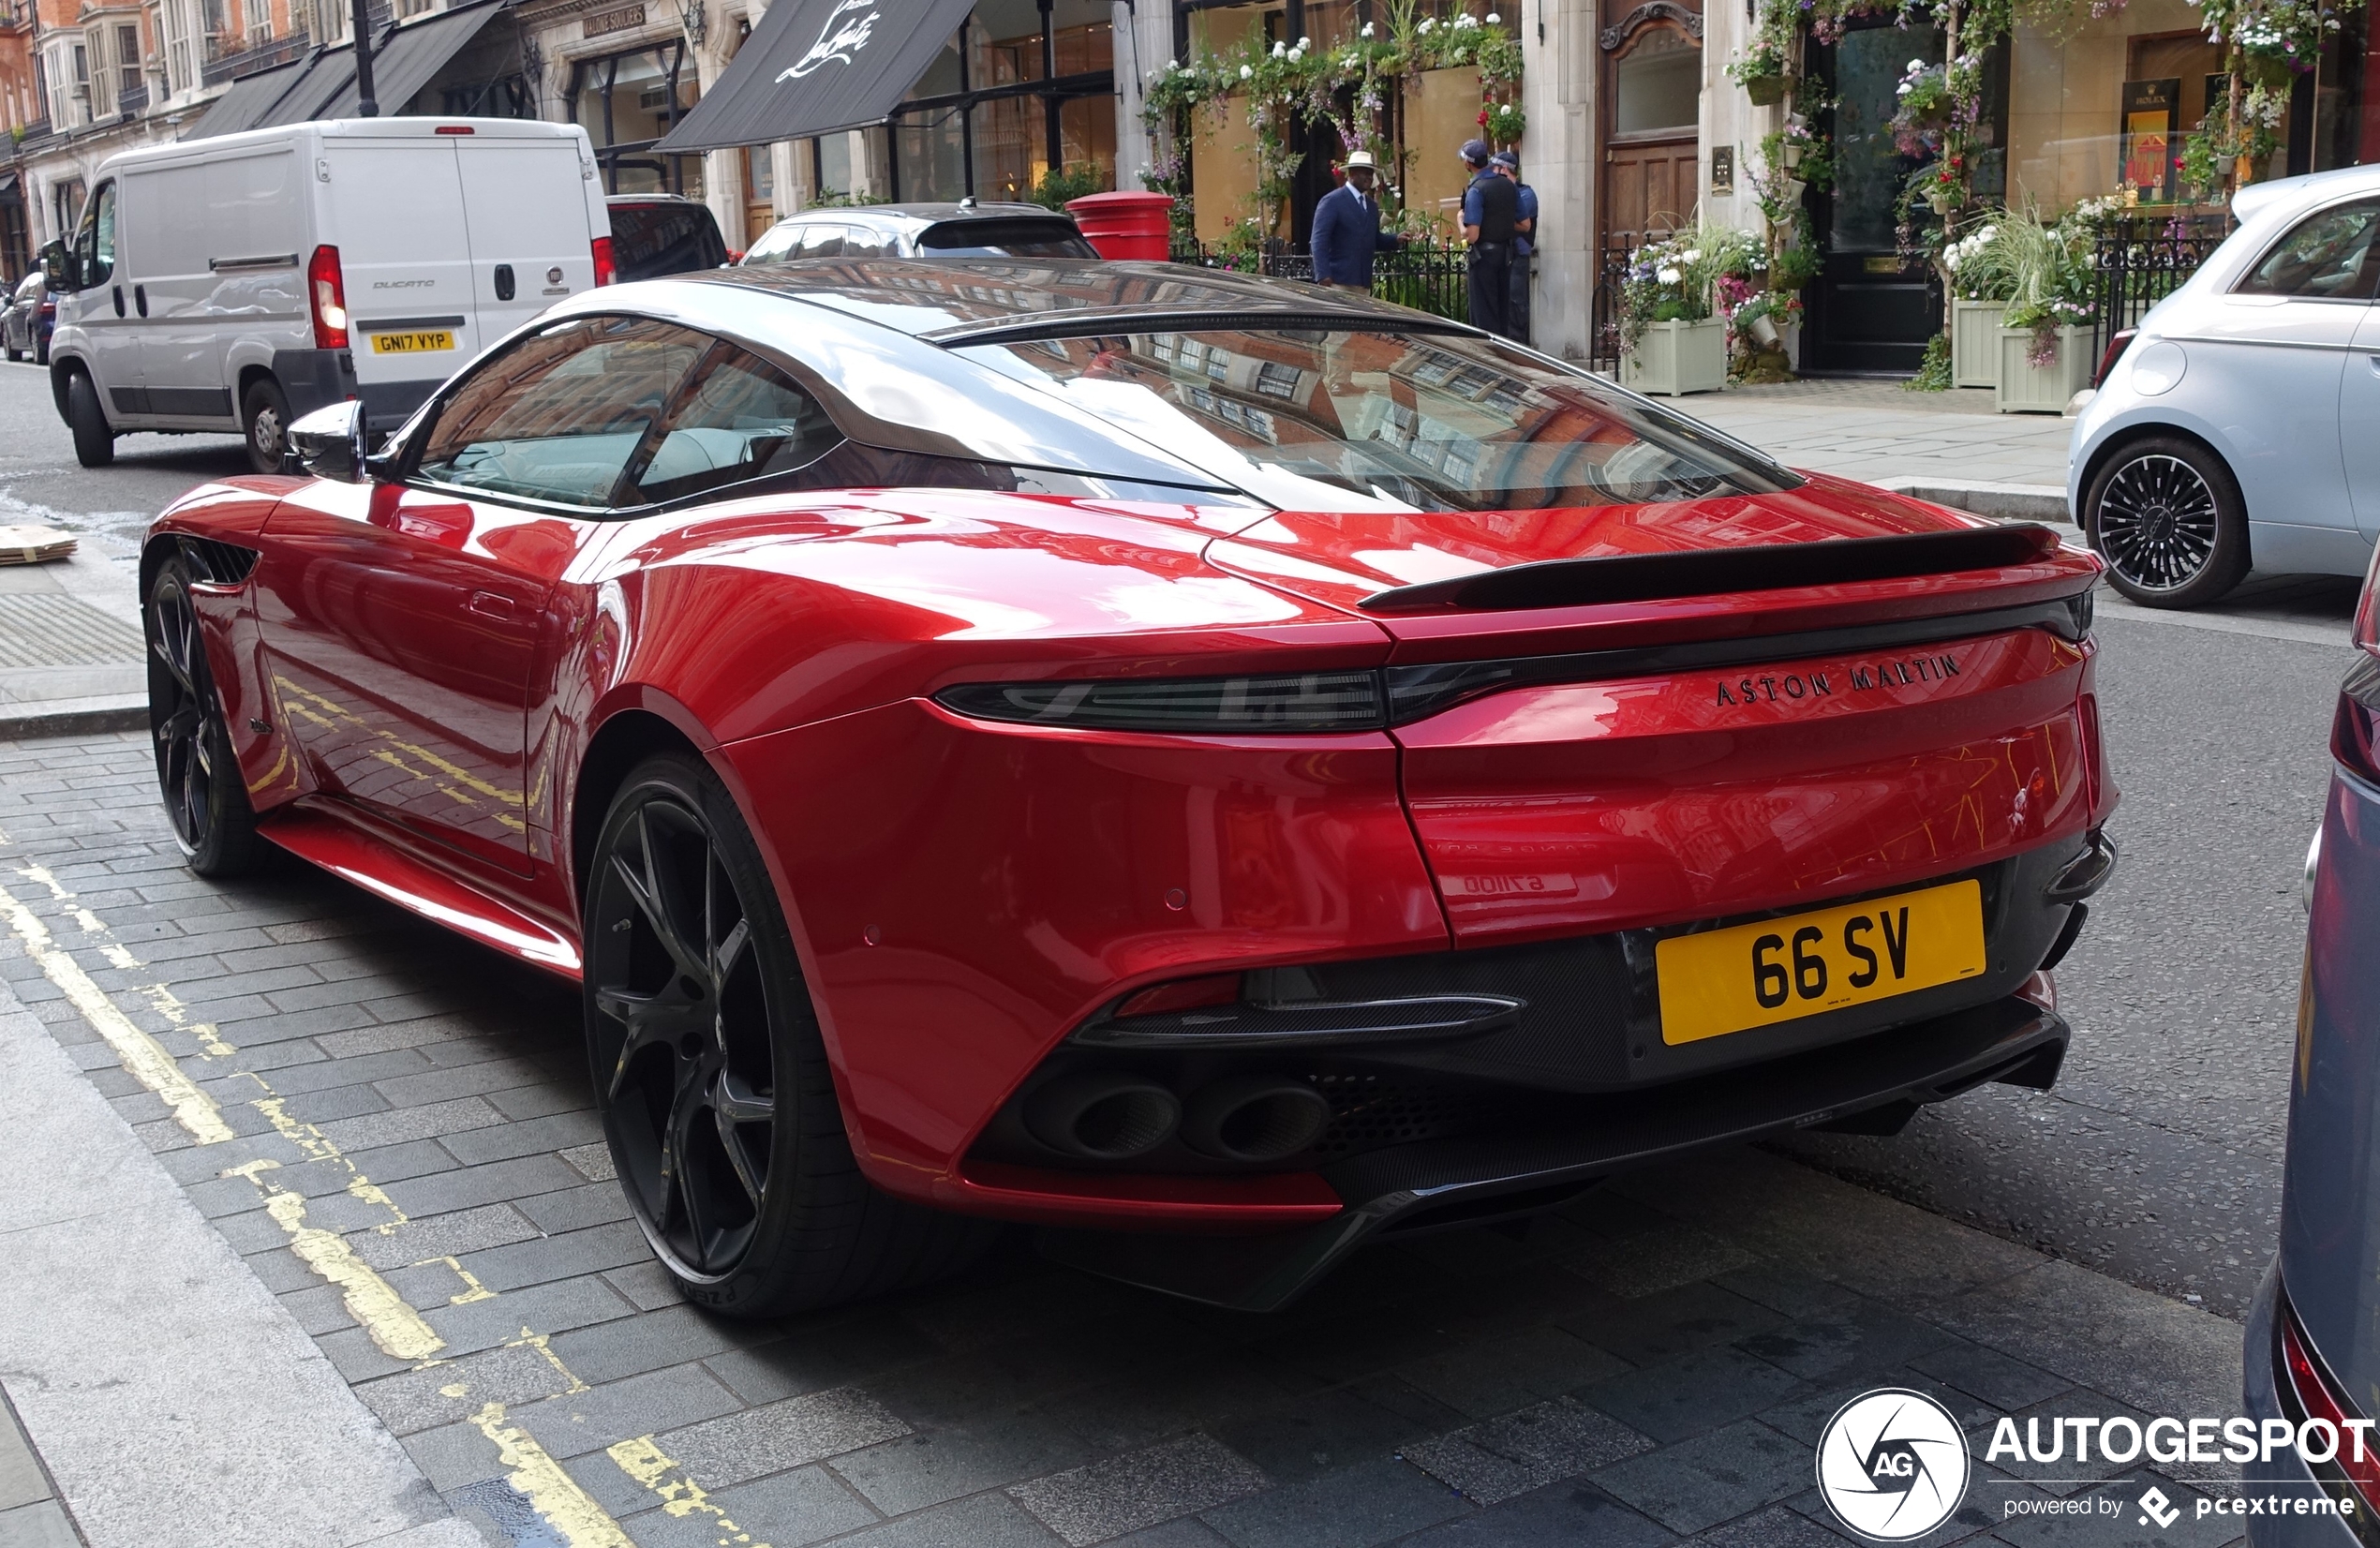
(766, 202), (1074, 233)
(677, 256), (1468, 341)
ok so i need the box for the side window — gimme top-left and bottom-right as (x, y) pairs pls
(798, 224), (847, 258)
(628, 345), (844, 505)
(744, 223), (799, 264)
(2239, 200), (2380, 300)
(412, 315), (706, 509)
(75, 181), (115, 290)
(840, 226), (888, 259)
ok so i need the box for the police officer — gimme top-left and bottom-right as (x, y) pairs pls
(1459, 139), (1520, 339)
(1491, 149), (1536, 346)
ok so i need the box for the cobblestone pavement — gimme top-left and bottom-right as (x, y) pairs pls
(0, 729), (2251, 1548)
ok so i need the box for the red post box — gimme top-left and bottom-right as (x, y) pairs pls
(1064, 191), (1176, 262)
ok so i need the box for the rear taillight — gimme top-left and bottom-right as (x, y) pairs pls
(2356, 538), (2380, 655)
(2332, 659), (2380, 785)
(2093, 328), (2137, 388)
(2281, 1303), (2380, 1512)
(2079, 692), (2105, 816)
(1114, 975), (1242, 1018)
(306, 245), (347, 350)
(591, 236), (617, 287)
(937, 672), (1386, 733)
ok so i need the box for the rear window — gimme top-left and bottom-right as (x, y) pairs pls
(959, 327), (1801, 512)
(608, 202), (728, 280)
(918, 218), (1096, 259)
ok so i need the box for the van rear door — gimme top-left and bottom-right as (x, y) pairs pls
(321, 135), (477, 409)
(454, 133), (598, 341)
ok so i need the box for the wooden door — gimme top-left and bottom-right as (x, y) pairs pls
(1600, 5), (1703, 251)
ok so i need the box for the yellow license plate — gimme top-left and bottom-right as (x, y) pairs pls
(1655, 879), (1986, 1046)
(371, 330), (454, 354)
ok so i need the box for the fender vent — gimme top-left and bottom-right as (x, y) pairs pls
(1361, 524), (2066, 615)
(179, 536), (261, 586)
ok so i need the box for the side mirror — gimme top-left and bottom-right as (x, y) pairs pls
(38, 240), (69, 290)
(285, 400), (369, 482)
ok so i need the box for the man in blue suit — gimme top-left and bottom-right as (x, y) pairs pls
(1309, 150), (1400, 290)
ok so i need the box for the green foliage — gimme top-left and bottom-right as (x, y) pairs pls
(808, 187), (889, 207)
(1028, 163), (1110, 211)
(1906, 334), (1955, 392)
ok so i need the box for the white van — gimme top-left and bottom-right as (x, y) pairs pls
(42, 116), (612, 471)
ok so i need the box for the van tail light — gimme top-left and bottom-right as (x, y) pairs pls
(306, 245), (348, 350)
(591, 236), (617, 287)
(2356, 531), (2380, 655)
(2332, 659), (2380, 786)
(2280, 1301), (2380, 1515)
(2093, 328), (2137, 388)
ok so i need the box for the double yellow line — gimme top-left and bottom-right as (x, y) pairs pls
(0, 863), (757, 1547)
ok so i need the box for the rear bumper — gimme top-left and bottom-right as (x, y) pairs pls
(1040, 991), (2069, 1310)
(2247, 1267), (2373, 1548)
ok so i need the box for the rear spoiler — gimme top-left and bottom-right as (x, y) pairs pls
(1359, 524), (2067, 616)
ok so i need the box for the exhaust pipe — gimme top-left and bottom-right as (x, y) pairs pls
(1182, 1077), (1331, 1164)
(1024, 1072), (1181, 1161)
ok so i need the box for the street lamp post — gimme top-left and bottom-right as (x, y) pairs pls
(351, 0), (378, 115)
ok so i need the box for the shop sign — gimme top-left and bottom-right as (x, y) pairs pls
(584, 4), (647, 38)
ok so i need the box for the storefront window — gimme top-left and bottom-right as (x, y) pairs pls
(883, 0), (1115, 201)
(572, 43), (706, 197)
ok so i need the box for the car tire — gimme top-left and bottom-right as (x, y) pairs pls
(145, 555), (266, 877)
(66, 369), (113, 469)
(241, 378), (292, 475)
(584, 752), (998, 1316)
(2083, 435), (2249, 608)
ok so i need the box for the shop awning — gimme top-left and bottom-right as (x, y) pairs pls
(653, 0), (977, 153)
(186, 56), (312, 139)
(307, 1), (503, 119)
(0, 171), (17, 198)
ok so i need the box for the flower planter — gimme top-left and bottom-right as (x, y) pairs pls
(1951, 299), (2006, 388)
(1745, 72), (1792, 106)
(1624, 317), (1728, 396)
(1995, 324), (2093, 414)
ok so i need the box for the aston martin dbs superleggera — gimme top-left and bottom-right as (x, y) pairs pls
(141, 259), (2118, 1314)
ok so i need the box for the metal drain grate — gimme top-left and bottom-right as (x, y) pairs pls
(0, 594), (146, 669)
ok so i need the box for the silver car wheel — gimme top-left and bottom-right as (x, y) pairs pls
(2094, 453), (2220, 594)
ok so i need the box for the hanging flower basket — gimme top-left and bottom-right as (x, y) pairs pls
(1745, 72), (1793, 106)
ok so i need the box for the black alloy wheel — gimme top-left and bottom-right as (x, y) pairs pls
(2085, 436), (2249, 608)
(583, 752), (998, 1314)
(588, 789), (778, 1282)
(144, 558), (262, 875)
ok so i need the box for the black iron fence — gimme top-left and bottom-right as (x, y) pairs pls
(1170, 237), (1468, 325)
(2088, 212), (2234, 364)
(1589, 243), (1633, 374)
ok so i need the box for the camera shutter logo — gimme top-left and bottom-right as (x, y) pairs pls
(1816, 1388), (1972, 1541)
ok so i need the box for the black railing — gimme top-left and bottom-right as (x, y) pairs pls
(1589, 243), (1631, 374)
(1171, 236), (1468, 325)
(201, 30), (309, 85)
(2089, 212), (2233, 363)
(116, 83), (148, 117)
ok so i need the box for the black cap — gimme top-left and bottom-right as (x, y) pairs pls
(1459, 139), (1492, 165)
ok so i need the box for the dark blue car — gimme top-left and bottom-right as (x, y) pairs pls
(2246, 554), (2380, 1541)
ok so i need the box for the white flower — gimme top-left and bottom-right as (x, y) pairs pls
(1908, 57), (1924, 70)
(1681, 247), (1701, 262)
(1240, 62), (1253, 77)
(1486, 10), (1500, 20)
(1360, 21), (1376, 35)
(1658, 266), (1682, 283)
(1167, 56), (1179, 67)
(1298, 34), (1310, 46)
(1272, 39), (1286, 55)
(1897, 82), (1912, 95)
(1418, 16), (1435, 30)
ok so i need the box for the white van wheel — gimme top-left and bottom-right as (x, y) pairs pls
(242, 380), (292, 474)
(67, 371), (113, 469)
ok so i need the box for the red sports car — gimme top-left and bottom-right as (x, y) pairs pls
(142, 260), (2117, 1315)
